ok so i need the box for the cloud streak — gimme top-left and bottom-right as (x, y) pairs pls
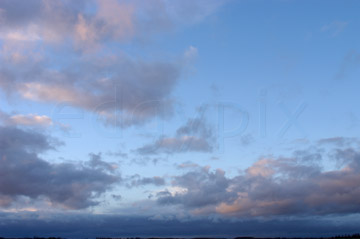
(137, 115), (215, 155)
(0, 110), (53, 127)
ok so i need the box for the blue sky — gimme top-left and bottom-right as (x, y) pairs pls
(1, 0), (360, 237)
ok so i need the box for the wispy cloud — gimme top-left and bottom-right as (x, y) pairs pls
(136, 115), (215, 155)
(321, 21), (349, 37)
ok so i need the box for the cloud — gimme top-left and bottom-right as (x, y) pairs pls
(0, 53), (180, 127)
(107, 150), (128, 159)
(112, 194), (122, 201)
(183, 45), (198, 62)
(239, 133), (254, 146)
(0, 1), (224, 128)
(127, 175), (166, 188)
(0, 0), (224, 49)
(334, 50), (360, 81)
(0, 110), (72, 132)
(321, 21), (349, 37)
(137, 115), (215, 155)
(157, 166), (228, 209)
(73, 0), (135, 50)
(155, 141), (360, 217)
(9, 114), (52, 126)
(0, 126), (120, 209)
(0, 110), (53, 127)
(317, 137), (358, 147)
(137, 136), (213, 155)
(0, 0), (132, 47)
(176, 161), (200, 169)
(87, 153), (119, 173)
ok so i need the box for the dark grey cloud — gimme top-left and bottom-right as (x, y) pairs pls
(127, 175), (166, 188)
(0, 126), (60, 152)
(136, 116), (215, 155)
(111, 194), (122, 201)
(155, 143), (360, 217)
(157, 167), (228, 208)
(0, 212), (358, 238)
(87, 153), (119, 173)
(0, 126), (120, 209)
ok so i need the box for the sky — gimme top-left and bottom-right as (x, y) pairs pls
(1, 0), (360, 238)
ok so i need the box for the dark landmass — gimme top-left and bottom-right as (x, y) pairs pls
(1, 234), (360, 239)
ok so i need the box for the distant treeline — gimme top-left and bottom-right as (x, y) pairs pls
(95, 234), (360, 239)
(333, 234), (360, 239)
(0, 238), (64, 239)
